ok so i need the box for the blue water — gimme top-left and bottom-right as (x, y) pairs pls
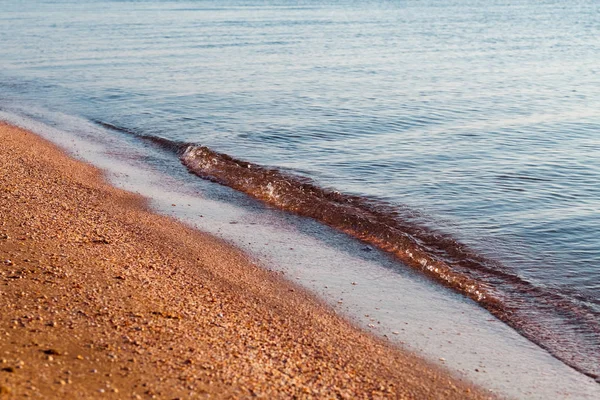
(1, 0), (599, 380)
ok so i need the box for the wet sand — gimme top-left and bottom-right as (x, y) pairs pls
(0, 122), (491, 399)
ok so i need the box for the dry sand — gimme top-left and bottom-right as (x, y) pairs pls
(0, 122), (493, 399)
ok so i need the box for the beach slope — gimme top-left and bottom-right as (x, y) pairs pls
(0, 123), (490, 399)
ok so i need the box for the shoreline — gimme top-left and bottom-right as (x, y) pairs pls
(0, 122), (490, 398)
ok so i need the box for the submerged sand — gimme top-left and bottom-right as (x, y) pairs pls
(0, 122), (491, 398)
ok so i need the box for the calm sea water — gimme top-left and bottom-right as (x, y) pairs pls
(1, 0), (599, 380)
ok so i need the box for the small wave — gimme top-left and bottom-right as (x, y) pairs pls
(179, 143), (600, 382)
(94, 120), (186, 153)
(180, 145), (496, 302)
(91, 119), (600, 382)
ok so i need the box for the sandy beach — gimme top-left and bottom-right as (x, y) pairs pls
(0, 122), (491, 398)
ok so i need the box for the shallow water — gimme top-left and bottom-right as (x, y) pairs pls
(1, 0), (599, 384)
